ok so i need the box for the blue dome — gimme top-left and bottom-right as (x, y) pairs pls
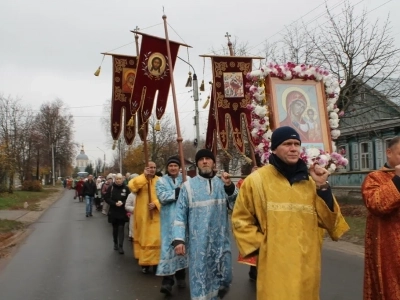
(76, 152), (89, 160)
(76, 145), (89, 160)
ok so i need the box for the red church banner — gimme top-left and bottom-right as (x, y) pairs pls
(110, 54), (137, 145)
(131, 32), (185, 124)
(210, 56), (253, 154)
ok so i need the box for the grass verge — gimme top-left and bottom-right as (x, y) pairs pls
(0, 187), (60, 210)
(340, 215), (366, 246)
(0, 219), (26, 233)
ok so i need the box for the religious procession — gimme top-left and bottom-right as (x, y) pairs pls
(86, 10), (400, 300)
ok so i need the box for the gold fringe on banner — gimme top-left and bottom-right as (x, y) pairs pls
(202, 96), (210, 109)
(185, 71), (192, 87)
(154, 120), (161, 131)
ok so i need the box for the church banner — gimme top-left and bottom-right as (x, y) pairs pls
(210, 56), (253, 154)
(110, 54), (137, 145)
(131, 32), (185, 124)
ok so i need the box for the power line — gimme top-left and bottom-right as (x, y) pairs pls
(247, 0), (349, 52)
(254, 0), (393, 59)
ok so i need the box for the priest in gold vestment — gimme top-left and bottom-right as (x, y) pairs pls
(232, 126), (349, 300)
(128, 161), (161, 273)
(362, 136), (400, 300)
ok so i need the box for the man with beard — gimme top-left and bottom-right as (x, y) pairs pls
(173, 149), (237, 300)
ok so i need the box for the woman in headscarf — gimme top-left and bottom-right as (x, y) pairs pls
(125, 173), (139, 242)
(105, 173), (129, 254)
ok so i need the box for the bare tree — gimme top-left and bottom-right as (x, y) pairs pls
(276, 1), (400, 114)
(0, 95), (36, 191)
(33, 99), (75, 181)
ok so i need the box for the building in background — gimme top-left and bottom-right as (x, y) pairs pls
(76, 144), (89, 172)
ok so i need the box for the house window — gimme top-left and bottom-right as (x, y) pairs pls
(360, 142), (372, 170)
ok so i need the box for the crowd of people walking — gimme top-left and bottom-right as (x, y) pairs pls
(63, 126), (400, 300)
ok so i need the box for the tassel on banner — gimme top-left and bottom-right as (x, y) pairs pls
(112, 140), (117, 150)
(154, 120), (161, 131)
(202, 96), (210, 109)
(199, 80), (205, 91)
(185, 71), (192, 87)
(94, 66), (101, 76)
(243, 155), (253, 164)
(127, 116), (134, 127)
(94, 54), (105, 77)
(223, 149), (233, 159)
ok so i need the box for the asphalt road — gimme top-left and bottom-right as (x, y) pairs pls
(0, 190), (363, 300)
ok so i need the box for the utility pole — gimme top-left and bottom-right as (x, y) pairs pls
(51, 143), (55, 186)
(177, 56), (200, 152)
(97, 147), (106, 174)
(193, 73), (200, 152)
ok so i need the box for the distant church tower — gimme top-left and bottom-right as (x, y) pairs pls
(76, 144), (89, 172)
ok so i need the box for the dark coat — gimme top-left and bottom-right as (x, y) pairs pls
(105, 183), (129, 223)
(82, 180), (97, 197)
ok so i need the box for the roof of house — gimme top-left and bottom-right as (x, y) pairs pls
(365, 77), (400, 106)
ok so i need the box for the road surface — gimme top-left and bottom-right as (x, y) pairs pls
(0, 189), (363, 299)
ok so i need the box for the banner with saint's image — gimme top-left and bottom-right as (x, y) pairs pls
(110, 54), (137, 145)
(131, 32), (188, 124)
(211, 56), (253, 154)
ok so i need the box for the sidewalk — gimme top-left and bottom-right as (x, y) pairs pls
(0, 188), (64, 223)
(0, 210), (30, 221)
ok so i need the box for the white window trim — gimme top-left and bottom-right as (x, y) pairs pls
(359, 141), (372, 171)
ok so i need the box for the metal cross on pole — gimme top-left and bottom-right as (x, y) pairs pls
(225, 32), (234, 56)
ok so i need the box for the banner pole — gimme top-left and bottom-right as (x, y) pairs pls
(162, 14), (187, 182)
(141, 120), (153, 220)
(133, 29), (153, 220)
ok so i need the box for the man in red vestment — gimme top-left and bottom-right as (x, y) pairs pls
(362, 136), (400, 300)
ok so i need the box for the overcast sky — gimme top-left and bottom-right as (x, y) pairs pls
(0, 0), (398, 167)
